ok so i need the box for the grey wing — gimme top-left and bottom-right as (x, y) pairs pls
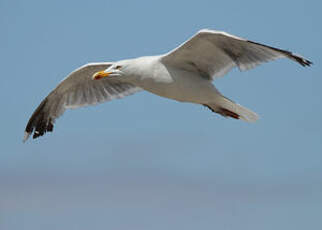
(161, 29), (312, 79)
(24, 62), (142, 141)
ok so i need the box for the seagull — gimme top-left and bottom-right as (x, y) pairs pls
(24, 29), (312, 142)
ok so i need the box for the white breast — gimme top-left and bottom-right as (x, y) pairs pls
(131, 57), (219, 103)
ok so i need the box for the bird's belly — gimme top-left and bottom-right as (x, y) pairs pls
(135, 71), (218, 103)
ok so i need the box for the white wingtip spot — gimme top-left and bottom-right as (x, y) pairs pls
(23, 132), (30, 143)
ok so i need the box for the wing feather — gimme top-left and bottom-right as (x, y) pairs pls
(24, 62), (141, 141)
(161, 29), (312, 79)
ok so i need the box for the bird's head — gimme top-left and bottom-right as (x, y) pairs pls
(92, 63), (124, 80)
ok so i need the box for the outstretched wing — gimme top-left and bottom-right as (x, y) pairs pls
(161, 29), (312, 79)
(24, 62), (142, 141)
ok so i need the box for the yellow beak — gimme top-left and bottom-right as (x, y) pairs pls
(92, 71), (112, 80)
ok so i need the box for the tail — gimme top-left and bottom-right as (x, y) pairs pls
(204, 96), (259, 122)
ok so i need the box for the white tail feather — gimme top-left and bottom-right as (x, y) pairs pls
(207, 96), (259, 122)
(233, 103), (259, 122)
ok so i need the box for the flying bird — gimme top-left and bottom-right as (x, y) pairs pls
(24, 29), (312, 141)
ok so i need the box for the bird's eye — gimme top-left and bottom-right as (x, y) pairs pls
(115, 65), (122, 69)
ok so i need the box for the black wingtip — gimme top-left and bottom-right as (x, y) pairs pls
(291, 54), (312, 67)
(24, 98), (54, 142)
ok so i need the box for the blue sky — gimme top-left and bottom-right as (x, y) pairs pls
(1, 0), (321, 229)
